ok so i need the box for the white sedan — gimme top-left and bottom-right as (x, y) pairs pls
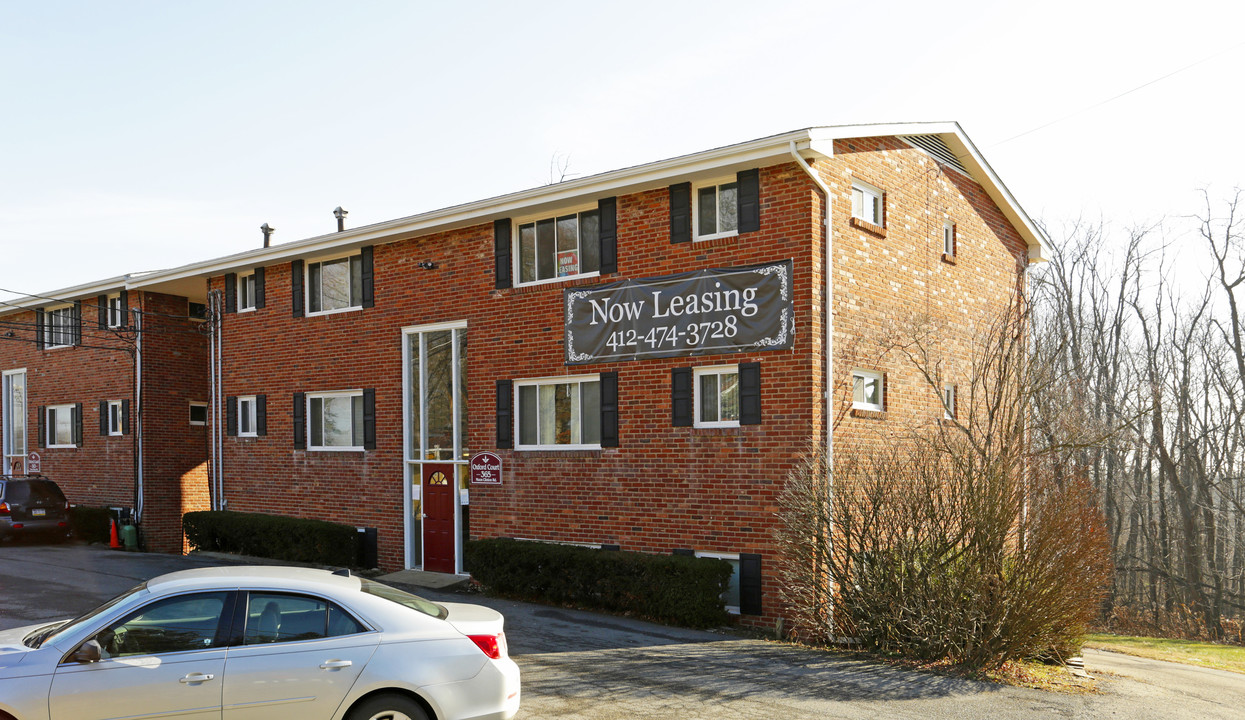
(0, 566), (520, 720)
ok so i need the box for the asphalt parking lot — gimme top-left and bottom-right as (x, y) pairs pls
(3, 542), (1243, 719)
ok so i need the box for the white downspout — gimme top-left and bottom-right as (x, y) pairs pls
(134, 308), (144, 523)
(790, 140), (836, 635)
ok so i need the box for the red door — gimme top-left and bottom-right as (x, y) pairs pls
(422, 464), (456, 573)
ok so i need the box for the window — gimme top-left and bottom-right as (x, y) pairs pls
(943, 221), (956, 257)
(851, 181), (884, 226)
(107, 401), (123, 436)
(189, 402), (207, 426)
(94, 592), (229, 658)
(106, 294), (125, 328)
(46, 404), (76, 447)
(517, 210), (600, 284)
(308, 255), (363, 314)
(696, 552), (741, 614)
(3, 370), (26, 472)
(238, 273), (257, 311)
(516, 376), (601, 449)
(308, 391), (364, 450)
(237, 396), (257, 437)
(852, 369), (884, 412)
(188, 302), (207, 320)
(43, 306), (77, 348)
(243, 592), (364, 645)
(694, 366), (740, 427)
(695, 180), (738, 240)
(943, 384), (957, 420)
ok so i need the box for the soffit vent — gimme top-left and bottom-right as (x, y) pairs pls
(900, 134), (969, 176)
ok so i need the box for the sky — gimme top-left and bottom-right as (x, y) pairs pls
(3, 0), (1243, 300)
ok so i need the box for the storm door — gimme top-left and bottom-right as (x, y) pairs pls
(3, 369), (26, 475)
(402, 322), (467, 571)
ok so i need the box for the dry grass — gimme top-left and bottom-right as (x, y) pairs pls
(1085, 633), (1245, 675)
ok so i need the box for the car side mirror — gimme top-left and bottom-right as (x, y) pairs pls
(72, 639), (102, 664)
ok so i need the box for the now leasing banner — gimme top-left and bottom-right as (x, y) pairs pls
(564, 259), (794, 364)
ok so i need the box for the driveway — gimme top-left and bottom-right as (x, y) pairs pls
(2, 543), (1242, 719)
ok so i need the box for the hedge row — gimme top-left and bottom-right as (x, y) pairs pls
(69, 506), (113, 544)
(183, 511), (357, 567)
(465, 538), (733, 628)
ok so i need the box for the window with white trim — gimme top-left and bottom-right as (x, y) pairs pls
(852, 369), (884, 412)
(308, 256), (363, 314)
(106, 294), (125, 328)
(694, 365), (740, 428)
(308, 391), (364, 450)
(695, 180), (738, 240)
(943, 221), (956, 257)
(517, 209), (600, 285)
(516, 376), (601, 449)
(189, 402), (207, 426)
(238, 273), (257, 311)
(237, 396), (258, 437)
(107, 400), (123, 436)
(46, 404), (75, 447)
(943, 384), (957, 420)
(851, 181), (883, 226)
(696, 551), (741, 614)
(43, 306), (76, 348)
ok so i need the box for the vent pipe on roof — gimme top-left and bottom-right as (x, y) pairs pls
(260, 223), (275, 248)
(333, 206), (348, 232)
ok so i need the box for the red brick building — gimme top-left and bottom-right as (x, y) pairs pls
(3, 124), (1045, 627)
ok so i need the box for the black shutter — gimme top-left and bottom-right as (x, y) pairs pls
(494, 219), (512, 289)
(293, 392), (305, 448)
(98, 400), (108, 435)
(669, 182), (691, 244)
(291, 260), (305, 318)
(882, 371), (889, 411)
(598, 197), (617, 274)
(496, 380), (513, 449)
(224, 273), (237, 313)
(740, 553), (763, 615)
(672, 548), (695, 557)
(600, 371), (619, 448)
(35, 309), (45, 350)
(360, 246), (375, 308)
(37, 406), (45, 448)
(671, 367), (693, 427)
(363, 388), (376, 450)
(256, 394), (267, 436)
(97, 294), (108, 329)
(121, 399), (131, 435)
(737, 168), (760, 233)
(254, 266), (266, 309)
(119, 290), (129, 328)
(72, 301), (82, 346)
(225, 395), (237, 437)
(739, 362), (761, 425)
(73, 403), (83, 447)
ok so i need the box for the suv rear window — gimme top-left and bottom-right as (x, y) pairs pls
(359, 579), (447, 620)
(2, 479), (66, 505)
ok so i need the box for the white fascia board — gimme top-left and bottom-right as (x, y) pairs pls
(129, 130), (818, 290)
(0, 275), (130, 316)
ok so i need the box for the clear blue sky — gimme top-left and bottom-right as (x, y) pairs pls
(3, 0), (1243, 298)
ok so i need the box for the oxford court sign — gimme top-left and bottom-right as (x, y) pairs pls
(564, 260), (794, 364)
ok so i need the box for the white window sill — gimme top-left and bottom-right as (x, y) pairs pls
(516, 271), (601, 289)
(46, 443), (76, 449)
(516, 444), (602, 452)
(307, 445), (365, 452)
(306, 306), (363, 318)
(852, 403), (883, 412)
(238, 306), (256, 313)
(694, 420), (740, 429)
(694, 230), (739, 242)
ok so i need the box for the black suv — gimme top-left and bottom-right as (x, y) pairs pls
(0, 476), (71, 541)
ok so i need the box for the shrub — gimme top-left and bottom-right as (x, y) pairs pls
(465, 538), (733, 628)
(70, 506), (113, 544)
(183, 510), (358, 567)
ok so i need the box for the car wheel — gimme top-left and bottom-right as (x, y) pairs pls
(346, 694), (430, 720)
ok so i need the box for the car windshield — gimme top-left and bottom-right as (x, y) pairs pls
(4, 480), (65, 505)
(27, 582), (149, 649)
(359, 579), (447, 620)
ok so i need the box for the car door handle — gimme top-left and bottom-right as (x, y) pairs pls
(179, 673), (215, 684)
(320, 660), (353, 669)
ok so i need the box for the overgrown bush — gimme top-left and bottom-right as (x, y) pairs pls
(69, 506), (113, 544)
(183, 510), (358, 567)
(466, 538), (733, 628)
